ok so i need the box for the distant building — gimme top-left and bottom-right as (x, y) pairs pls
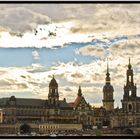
(111, 58), (140, 128)
(102, 59), (114, 111)
(92, 107), (110, 128)
(0, 58), (140, 134)
(69, 86), (93, 128)
(0, 76), (92, 134)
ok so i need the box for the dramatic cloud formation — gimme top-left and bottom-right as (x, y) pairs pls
(0, 4), (140, 48)
(0, 21), (93, 48)
(0, 4), (140, 108)
(0, 5), (51, 33)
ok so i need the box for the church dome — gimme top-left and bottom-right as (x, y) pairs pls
(9, 96), (16, 101)
(103, 84), (114, 93)
(49, 76), (58, 87)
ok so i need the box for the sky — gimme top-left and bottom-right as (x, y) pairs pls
(0, 4), (140, 108)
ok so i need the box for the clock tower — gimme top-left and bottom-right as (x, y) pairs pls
(102, 59), (114, 111)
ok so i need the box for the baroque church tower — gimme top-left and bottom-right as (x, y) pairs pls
(123, 57), (137, 99)
(121, 58), (137, 113)
(48, 75), (59, 106)
(102, 59), (114, 111)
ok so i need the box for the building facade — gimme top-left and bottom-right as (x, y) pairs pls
(0, 76), (93, 134)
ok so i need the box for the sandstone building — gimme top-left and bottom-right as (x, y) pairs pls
(0, 58), (139, 134)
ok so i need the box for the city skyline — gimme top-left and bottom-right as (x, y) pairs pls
(0, 4), (140, 108)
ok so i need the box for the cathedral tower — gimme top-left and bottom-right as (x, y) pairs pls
(102, 59), (114, 111)
(123, 57), (137, 99)
(122, 58), (137, 113)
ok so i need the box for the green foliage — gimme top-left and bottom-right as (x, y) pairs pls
(95, 129), (102, 136)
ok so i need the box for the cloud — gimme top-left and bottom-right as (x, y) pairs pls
(61, 4), (140, 39)
(0, 65), (49, 93)
(71, 72), (84, 79)
(109, 38), (140, 59)
(32, 50), (40, 59)
(0, 71), (30, 93)
(75, 45), (106, 59)
(50, 61), (106, 85)
(58, 85), (103, 106)
(1, 4), (140, 48)
(0, 4), (139, 36)
(0, 5), (51, 33)
(0, 21), (93, 48)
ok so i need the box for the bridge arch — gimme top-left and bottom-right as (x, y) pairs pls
(123, 128), (134, 135)
(20, 123), (31, 134)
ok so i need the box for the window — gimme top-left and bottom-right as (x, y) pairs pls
(129, 75), (131, 82)
(129, 122), (132, 126)
(128, 90), (132, 96)
(52, 89), (55, 93)
(128, 104), (132, 112)
(50, 89), (52, 93)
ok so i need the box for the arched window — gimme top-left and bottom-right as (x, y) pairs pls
(55, 89), (57, 92)
(52, 89), (55, 93)
(129, 75), (131, 82)
(128, 104), (132, 112)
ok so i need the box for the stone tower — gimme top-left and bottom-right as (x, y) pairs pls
(48, 75), (59, 105)
(102, 59), (114, 111)
(123, 57), (137, 99)
(121, 58), (137, 113)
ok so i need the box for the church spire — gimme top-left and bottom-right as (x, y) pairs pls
(106, 58), (110, 76)
(78, 85), (82, 96)
(106, 58), (110, 84)
(128, 57), (132, 70)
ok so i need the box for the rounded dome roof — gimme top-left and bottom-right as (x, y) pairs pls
(9, 96), (16, 101)
(49, 77), (58, 87)
(103, 84), (114, 92)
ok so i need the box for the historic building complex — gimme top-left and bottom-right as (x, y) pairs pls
(0, 58), (140, 135)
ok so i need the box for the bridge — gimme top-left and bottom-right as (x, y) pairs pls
(123, 127), (140, 136)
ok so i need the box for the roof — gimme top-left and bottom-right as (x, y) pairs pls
(68, 102), (74, 107)
(103, 84), (114, 92)
(58, 100), (73, 109)
(73, 96), (82, 108)
(16, 98), (46, 107)
(49, 77), (58, 87)
(0, 97), (73, 109)
(0, 98), (9, 106)
(0, 97), (46, 107)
